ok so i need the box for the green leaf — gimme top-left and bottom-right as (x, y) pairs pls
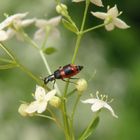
(78, 117), (99, 140)
(0, 63), (18, 70)
(43, 47), (57, 55)
(62, 19), (78, 33)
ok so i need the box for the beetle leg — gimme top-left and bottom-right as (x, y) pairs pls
(52, 79), (56, 89)
(58, 66), (62, 70)
(62, 79), (77, 85)
(69, 77), (79, 79)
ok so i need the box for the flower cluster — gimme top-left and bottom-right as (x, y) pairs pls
(0, 13), (61, 41)
(18, 85), (61, 116)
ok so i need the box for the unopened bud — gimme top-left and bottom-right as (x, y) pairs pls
(56, 4), (68, 17)
(18, 104), (29, 117)
(49, 96), (61, 108)
(76, 79), (87, 93)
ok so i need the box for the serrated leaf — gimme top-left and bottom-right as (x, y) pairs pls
(43, 47), (57, 55)
(62, 19), (78, 33)
(0, 63), (17, 70)
(78, 117), (99, 140)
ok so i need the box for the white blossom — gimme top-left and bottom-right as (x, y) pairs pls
(82, 91), (118, 118)
(0, 13), (28, 30)
(34, 16), (61, 41)
(91, 5), (130, 31)
(26, 85), (56, 114)
(0, 12), (35, 41)
(72, 0), (103, 7)
(0, 30), (8, 41)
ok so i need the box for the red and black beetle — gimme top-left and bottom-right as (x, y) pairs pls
(43, 64), (83, 85)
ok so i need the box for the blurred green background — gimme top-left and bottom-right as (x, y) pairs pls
(0, 0), (140, 140)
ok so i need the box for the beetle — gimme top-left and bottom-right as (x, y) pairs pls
(43, 64), (83, 85)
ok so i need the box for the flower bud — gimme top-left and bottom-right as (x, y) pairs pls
(56, 4), (68, 17)
(49, 96), (61, 108)
(18, 103), (29, 117)
(76, 79), (87, 93)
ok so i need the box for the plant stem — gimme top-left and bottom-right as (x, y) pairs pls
(47, 108), (63, 129)
(78, 111), (100, 140)
(17, 63), (46, 88)
(19, 28), (61, 95)
(83, 23), (105, 34)
(0, 43), (16, 61)
(40, 51), (61, 95)
(35, 113), (55, 121)
(70, 95), (81, 139)
(71, 95), (81, 124)
(61, 2), (90, 140)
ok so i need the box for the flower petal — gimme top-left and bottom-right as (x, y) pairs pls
(35, 85), (46, 100)
(108, 5), (118, 18)
(6, 28), (16, 39)
(0, 30), (8, 41)
(37, 101), (48, 113)
(46, 16), (61, 27)
(35, 19), (48, 28)
(90, 0), (103, 7)
(34, 28), (45, 40)
(103, 103), (118, 118)
(21, 18), (36, 27)
(25, 101), (38, 113)
(0, 12), (28, 30)
(82, 98), (99, 104)
(91, 12), (107, 20)
(91, 101), (104, 112)
(72, 0), (85, 2)
(45, 89), (56, 101)
(114, 18), (130, 29)
(48, 28), (60, 41)
(105, 23), (115, 31)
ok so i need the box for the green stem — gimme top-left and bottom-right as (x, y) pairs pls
(0, 42), (49, 89)
(71, 95), (81, 123)
(71, 35), (82, 64)
(83, 23), (105, 34)
(19, 28), (61, 94)
(67, 89), (77, 97)
(47, 109), (63, 129)
(18, 29), (39, 49)
(35, 113), (55, 121)
(71, 1), (90, 64)
(39, 50), (61, 95)
(17, 63), (46, 88)
(0, 57), (14, 63)
(61, 2), (90, 140)
(70, 95), (81, 139)
(79, 111), (100, 140)
(0, 43), (16, 61)
(61, 104), (71, 140)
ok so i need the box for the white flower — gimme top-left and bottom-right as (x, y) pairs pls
(73, 0), (103, 7)
(26, 85), (56, 114)
(0, 13), (28, 30)
(0, 30), (8, 41)
(82, 91), (118, 118)
(91, 5), (130, 31)
(0, 12), (35, 41)
(34, 16), (61, 41)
